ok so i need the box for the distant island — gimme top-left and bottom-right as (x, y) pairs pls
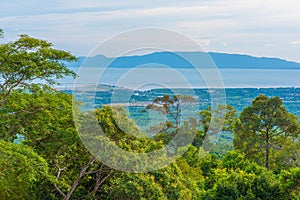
(66, 52), (300, 69)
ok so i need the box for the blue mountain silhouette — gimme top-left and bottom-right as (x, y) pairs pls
(66, 52), (300, 69)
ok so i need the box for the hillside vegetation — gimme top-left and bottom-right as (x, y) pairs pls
(0, 31), (299, 199)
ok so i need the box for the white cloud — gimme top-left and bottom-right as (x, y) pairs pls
(1, 0), (300, 61)
(289, 41), (300, 45)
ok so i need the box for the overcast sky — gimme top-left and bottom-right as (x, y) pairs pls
(1, 0), (300, 62)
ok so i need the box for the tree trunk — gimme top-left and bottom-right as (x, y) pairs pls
(63, 156), (97, 200)
(92, 170), (112, 197)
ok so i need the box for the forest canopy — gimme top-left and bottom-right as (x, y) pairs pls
(0, 31), (299, 199)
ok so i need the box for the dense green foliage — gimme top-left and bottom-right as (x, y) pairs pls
(0, 140), (51, 199)
(0, 33), (76, 109)
(0, 32), (299, 199)
(234, 94), (300, 171)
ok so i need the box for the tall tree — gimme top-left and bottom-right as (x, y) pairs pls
(146, 94), (197, 130)
(197, 105), (237, 155)
(0, 32), (79, 198)
(199, 105), (237, 134)
(234, 94), (300, 170)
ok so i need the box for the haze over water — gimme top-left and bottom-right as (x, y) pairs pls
(60, 67), (300, 90)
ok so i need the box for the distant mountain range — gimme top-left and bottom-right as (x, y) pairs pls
(66, 52), (300, 69)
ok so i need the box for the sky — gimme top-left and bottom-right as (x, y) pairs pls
(1, 0), (300, 62)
